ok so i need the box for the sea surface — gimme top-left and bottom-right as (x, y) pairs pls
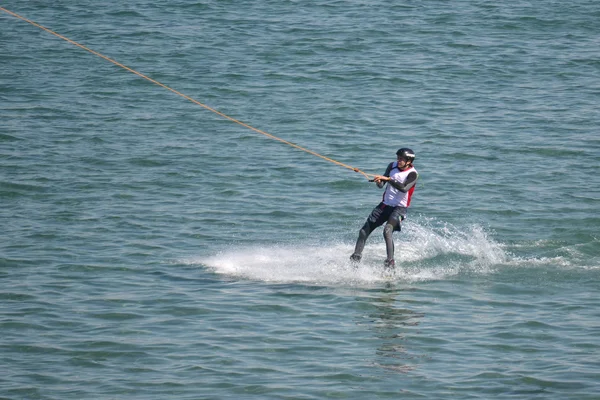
(1, 1), (599, 399)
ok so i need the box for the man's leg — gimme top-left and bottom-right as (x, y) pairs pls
(383, 207), (406, 268)
(351, 221), (373, 262)
(351, 204), (387, 263)
(383, 222), (397, 263)
(383, 212), (402, 267)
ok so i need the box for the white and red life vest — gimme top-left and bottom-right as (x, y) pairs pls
(382, 163), (417, 207)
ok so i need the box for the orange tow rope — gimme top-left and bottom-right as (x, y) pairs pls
(1, 7), (375, 180)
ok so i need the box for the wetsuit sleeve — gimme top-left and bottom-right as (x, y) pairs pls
(383, 163), (393, 177)
(387, 171), (418, 193)
(377, 162), (394, 188)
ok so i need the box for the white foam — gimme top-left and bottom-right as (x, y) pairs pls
(199, 243), (385, 285)
(404, 219), (507, 266)
(183, 220), (511, 285)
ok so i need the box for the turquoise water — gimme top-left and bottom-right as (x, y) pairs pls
(2, 1), (600, 399)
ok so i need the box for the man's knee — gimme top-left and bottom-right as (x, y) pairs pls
(359, 222), (372, 238)
(383, 223), (395, 238)
(359, 227), (369, 240)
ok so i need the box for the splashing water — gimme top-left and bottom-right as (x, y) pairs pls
(185, 220), (509, 285)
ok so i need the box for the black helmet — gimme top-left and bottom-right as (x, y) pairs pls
(396, 148), (416, 162)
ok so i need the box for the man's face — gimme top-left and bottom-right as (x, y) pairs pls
(397, 155), (410, 169)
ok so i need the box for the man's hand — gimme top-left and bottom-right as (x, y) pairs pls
(373, 175), (390, 184)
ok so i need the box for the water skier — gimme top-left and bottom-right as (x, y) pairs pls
(350, 148), (418, 269)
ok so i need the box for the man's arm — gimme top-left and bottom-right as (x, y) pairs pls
(376, 162), (394, 188)
(387, 171), (418, 192)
